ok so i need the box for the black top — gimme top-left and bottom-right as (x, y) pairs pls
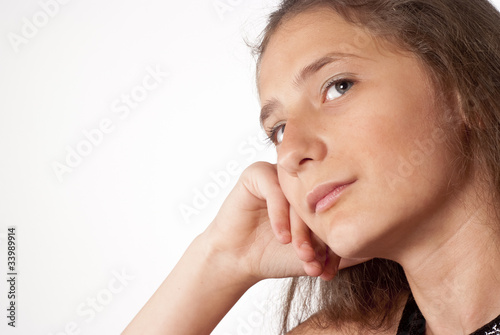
(396, 293), (500, 335)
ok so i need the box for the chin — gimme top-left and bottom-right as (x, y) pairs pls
(323, 213), (393, 260)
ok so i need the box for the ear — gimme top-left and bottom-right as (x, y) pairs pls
(452, 89), (469, 126)
(455, 88), (487, 129)
(435, 88), (465, 130)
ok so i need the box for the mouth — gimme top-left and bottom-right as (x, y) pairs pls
(307, 180), (356, 214)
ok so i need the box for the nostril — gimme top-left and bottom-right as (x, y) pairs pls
(299, 158), (313, 165)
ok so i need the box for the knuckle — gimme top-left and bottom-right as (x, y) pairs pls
(239, 161), (279, 189)
(243, 161), (275, 175)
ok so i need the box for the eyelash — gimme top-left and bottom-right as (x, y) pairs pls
(322, 76), (355, 102)
(264, 76), (355, 146)
(264, 122), (285, 147)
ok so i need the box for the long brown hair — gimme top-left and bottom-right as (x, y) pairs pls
(253, 0), (500, 333)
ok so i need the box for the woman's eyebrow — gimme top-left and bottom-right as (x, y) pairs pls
(293, 53), (348, 87)
(260, 52), (359, 126)
(260, 98), (282, 127)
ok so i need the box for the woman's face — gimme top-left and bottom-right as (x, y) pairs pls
(258, 9), (462, 260)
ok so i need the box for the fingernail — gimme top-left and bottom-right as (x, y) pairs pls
(300, 242), (313, 251)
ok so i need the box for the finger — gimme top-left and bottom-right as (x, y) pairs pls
(303, 260), (323, 277)
(307, 232), (333, 278)
(303, 242), (329, 277)
(290, 211), (325, 277)
(290, 207), (315, 262)
(319, 246), (341, 281)
(304, 232), (342, 280)
(249, 163), (291, 244)
(265, 188), (291, 244)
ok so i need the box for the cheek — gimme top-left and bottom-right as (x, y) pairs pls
(354, 101), (460, 211)
(322, 115), (461, 258)
(355, 81), (446, 167)
(345, 79), (462, 195)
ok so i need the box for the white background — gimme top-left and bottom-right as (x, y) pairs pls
(1, 1), (499, 334)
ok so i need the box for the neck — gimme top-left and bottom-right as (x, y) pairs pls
(394, 180), (500, 334)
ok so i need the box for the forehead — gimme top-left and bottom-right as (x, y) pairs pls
(258, 8), (379, 96)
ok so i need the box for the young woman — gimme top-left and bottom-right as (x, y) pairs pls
(123, 0), (500, 334)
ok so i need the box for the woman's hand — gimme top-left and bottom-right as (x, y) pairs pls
(203, 161), (339, 283)
(124, 161), (370, 334)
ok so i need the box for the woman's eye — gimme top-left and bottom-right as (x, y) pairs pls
(324, 80), (354, 101)
(268, 124), (286, 145)
(275, 124), (285, 144)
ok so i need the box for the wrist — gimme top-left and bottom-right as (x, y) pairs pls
(195, 230), (261, 288)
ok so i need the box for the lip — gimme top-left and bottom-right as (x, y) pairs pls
(307, 180), (356, 214)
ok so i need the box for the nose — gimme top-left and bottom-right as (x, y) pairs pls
(277, 117), (327, 175)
